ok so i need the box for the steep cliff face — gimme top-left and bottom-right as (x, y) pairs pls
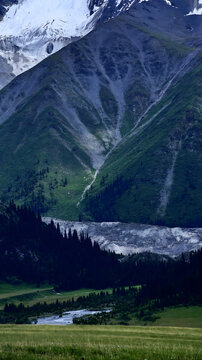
(0, 0), (201, 224)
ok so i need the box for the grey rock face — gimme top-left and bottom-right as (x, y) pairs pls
(46, 42), (54, 55)
(43, 218), (202, 257)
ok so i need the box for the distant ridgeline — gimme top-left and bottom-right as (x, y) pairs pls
(0, 202), (202, 304)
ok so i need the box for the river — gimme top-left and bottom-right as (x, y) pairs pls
(36, 309), (110, 325)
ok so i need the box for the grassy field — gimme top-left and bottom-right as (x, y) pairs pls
(107, 306), (202, 328)
(0, 283), (52, 299)
(153, 306), (202, 328)
(0, 324), (201, 360)
(0, 282), (114, 309)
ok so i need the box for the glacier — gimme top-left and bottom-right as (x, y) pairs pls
(43, 218), (202, 257)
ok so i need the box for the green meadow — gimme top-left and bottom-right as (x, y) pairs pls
(106, 306), (202, 328)
(152, 306), (202, 328)
(0, 282), (114, 309)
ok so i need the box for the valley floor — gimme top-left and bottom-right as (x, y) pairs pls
(0, 283), (202, 359)
(0, 324), (201, 360)
(1, 283), (202, 327)
(0, 282), (114, 309)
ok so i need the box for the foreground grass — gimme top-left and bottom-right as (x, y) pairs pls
(0, 325), (201, 360)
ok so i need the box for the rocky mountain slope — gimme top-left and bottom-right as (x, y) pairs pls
(82, 52), (202, 227)
(0, 0), (201, 225)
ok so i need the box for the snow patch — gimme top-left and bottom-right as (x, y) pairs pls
(187, 0), (202, 15)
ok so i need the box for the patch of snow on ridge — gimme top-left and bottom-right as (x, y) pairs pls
(187, 0), (202, 15)
(116, 0), (123, 6)
(138, 0), (173, 6)
(164, 0), (172, 6)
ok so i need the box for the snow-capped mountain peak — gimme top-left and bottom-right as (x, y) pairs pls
(0, 0), (201, 90)
(0, 0), (92, 38)
(0, 0), (141, 89)
(0, 0), (112, 89)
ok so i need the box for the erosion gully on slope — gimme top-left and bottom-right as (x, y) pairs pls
(78, 49), (199, 206)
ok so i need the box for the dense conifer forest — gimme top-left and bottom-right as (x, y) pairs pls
(0, 202), (119, 290)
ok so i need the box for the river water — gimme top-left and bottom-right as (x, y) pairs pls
(36, 309), (109, 325)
